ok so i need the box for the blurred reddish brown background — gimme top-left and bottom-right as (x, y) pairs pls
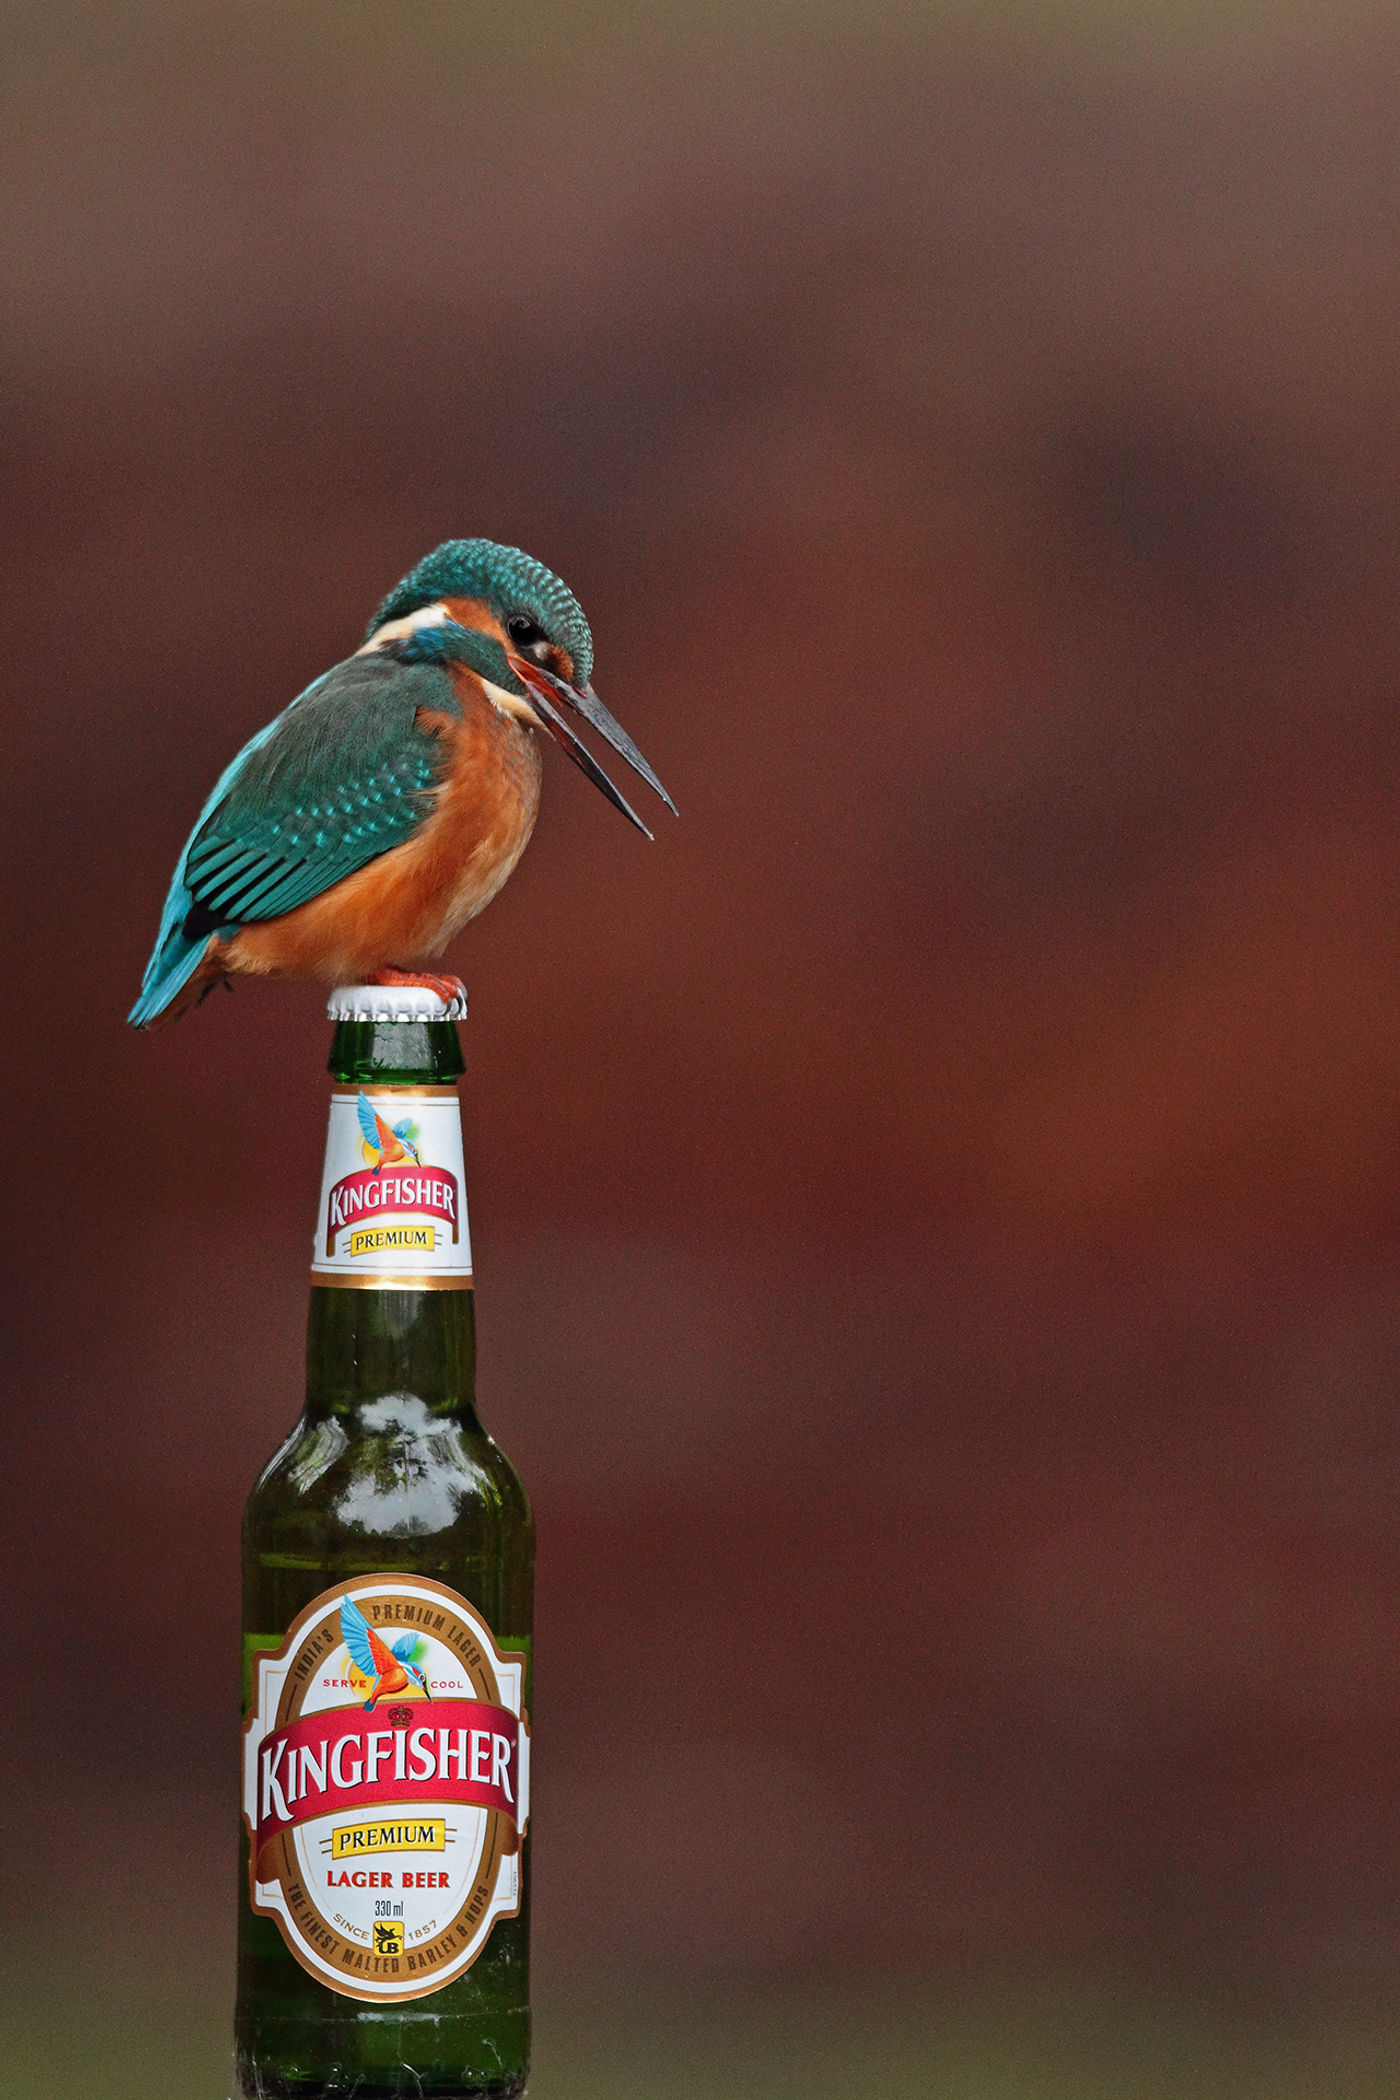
(10, 2), (1400, 2089)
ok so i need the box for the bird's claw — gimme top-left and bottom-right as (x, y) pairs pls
(370, 968), (468, 1007)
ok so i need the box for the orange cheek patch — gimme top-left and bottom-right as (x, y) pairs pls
(443, 600), (574, 686)
(441, 597), (508, 644)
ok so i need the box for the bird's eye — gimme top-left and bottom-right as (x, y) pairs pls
(507, 615), (545, 649)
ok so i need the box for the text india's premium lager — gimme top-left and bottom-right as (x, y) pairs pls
(236, 986), (533, 2098)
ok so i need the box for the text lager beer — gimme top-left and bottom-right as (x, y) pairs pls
(235, 986), (533, 2097)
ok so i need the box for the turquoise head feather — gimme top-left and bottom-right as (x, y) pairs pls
(368, 538), (594, 686)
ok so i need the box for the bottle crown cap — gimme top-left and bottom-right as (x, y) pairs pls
(326, 983), (467, 1023)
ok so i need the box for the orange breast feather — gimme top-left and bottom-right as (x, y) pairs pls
(219, 680), (542, 985)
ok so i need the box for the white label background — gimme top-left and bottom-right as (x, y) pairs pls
(311, 1091), (473, 1282)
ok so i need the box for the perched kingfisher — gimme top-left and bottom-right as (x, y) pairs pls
(129, 539), (673, 1026)
(340, 1595), (433, 1710)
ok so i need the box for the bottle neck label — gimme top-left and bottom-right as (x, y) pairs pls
(243, 1576), (528, 2000)
(311, 1087), (473, 1289)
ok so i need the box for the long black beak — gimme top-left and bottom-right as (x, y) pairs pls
(567, 679), (677, 816)
(510, 659), (676, 835)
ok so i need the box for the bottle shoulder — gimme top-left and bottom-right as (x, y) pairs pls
(245, 1399), (532, 1550)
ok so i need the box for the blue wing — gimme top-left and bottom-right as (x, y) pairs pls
(340, 1595), (380, 1678)
(127, 702), (301, 1026)
(357, 1093), (382, 1150)
(391, 1119), (417, 1142)
(128, 649), (461, 1026)
(390, 1633), (420, 1662)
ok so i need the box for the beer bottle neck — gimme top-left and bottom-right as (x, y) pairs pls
(305, 1285), (477, 1422)
(307, 1012), (476, 1422)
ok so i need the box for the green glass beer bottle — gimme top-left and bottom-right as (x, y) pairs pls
(235, 985), (533, 2099)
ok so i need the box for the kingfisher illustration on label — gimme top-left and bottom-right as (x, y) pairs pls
(312, 1088), (472, 1288)
(243, 1576), (529, 2000)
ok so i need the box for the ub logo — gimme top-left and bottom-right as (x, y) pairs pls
(374, 1921), (404, 1956)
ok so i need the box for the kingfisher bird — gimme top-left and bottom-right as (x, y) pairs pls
(358, 1092), (421, 1172)
(340, 1594), (434, 1710)
(129, 538), (674, 1026)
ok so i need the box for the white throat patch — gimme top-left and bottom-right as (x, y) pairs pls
(482, 679), (544, 727)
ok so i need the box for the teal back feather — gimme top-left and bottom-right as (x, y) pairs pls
(129, 642), (473, 1025)
(127, 698), (306, 1024)
(179, 653), (456, 927)
(368, 538), (594, 685)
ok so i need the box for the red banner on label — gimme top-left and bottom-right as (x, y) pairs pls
(325, 1167), (460, 1255)
(256, 1699), (519, 1871)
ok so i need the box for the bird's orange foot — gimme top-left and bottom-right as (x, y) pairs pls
(370, 967), (468, 1006)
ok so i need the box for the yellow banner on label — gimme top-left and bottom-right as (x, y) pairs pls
(331, 1819), (448, 1859)
(348, 1224), (436, 1258)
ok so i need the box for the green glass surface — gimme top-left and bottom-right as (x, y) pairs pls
(235, 1015), (534, 2100)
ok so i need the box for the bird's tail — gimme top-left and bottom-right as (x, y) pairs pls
(128, 893), (215, 1028)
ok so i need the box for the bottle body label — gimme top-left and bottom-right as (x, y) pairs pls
(311, 1088), (473, 1289)
(243, 1576), (528, 2001)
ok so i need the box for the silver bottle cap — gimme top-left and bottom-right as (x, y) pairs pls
(325, 983), (467, 1023)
